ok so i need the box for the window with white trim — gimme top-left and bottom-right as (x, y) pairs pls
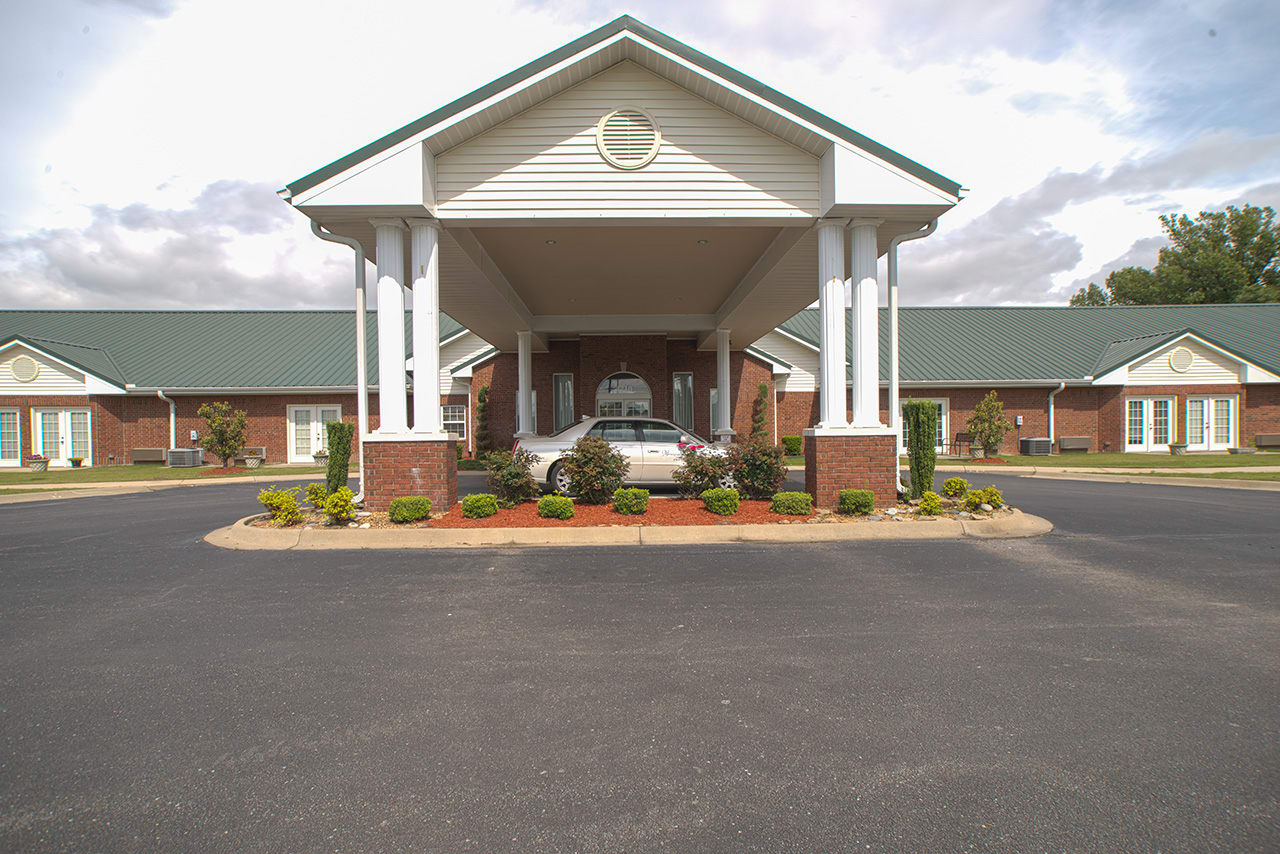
(442, 405), (466, 439)
(672, 373), (693, 431)
(553, 374), (574, 432)
(0, 409), (19, 465)
(710, 387), (721, 433)
(515, 390), (537, 434)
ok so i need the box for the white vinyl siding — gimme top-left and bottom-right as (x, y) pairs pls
(438, 332), (492, 396)
(1129, 339), (1242, 385)
(1, 345), (86, 396)
(752, 331), (817, 392)
(436, 61), (819, 219)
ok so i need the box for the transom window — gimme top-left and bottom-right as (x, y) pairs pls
(597, 372), (651, 417)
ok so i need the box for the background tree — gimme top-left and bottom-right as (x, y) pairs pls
(196, 401), (248, 467)
(474, 384), (492, 456)
(966, 391), (1013, 456)
(750, 382), (770, 438)
(1069, 204), (1279, 306)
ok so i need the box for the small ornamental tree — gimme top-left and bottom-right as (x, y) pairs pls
(902, 399), (938, 500)
(561, 434), (629, 504)
(474, 385), (493, 456)
(751, 382), (770, 438)
(197, 401), (248, 467)
(967, 391), (1014, 456)
(325, 420), (355, 495)
(724, 436), (787, 499)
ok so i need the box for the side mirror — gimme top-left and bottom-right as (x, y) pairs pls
(680, 434), (695, 444)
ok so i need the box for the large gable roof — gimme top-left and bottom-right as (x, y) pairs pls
(282, 15), (961, 201)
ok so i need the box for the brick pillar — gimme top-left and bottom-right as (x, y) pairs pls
(804, 430), (899, 509)
(361, 438), (457, 513)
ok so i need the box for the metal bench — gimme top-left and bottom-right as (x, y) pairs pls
(947, 432), (972, 456)
(131, 448), (166, 464)
(1256, 433), (1280, 450)
(1057, 436), (1092, 453)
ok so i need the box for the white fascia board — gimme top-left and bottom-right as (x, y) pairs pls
(820, 143), (958, 214)
(897, 379), (1088, 389)
(531, 314), (717, 334)
(129, 386), (366, 394)
(743, 347), (791, 376)
(1092, 365), (1127, 386)
(1244, 363), (1280, 383)
(0, 338), (127, 395)
(450, 349), (499, 378)
(770, 326), (820, 353)
(294, 143), (432, 209)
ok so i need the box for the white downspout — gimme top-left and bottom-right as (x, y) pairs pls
(1047, 381), (1066, 450)
(887, 219), (937, 493)
(156, 390), (176, 450)
(311, 221), (368, 501)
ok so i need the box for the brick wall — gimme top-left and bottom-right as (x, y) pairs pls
(1243, 385), (1280, 443)
(361, 438), (457, 512)
(804, 432), (898, 508)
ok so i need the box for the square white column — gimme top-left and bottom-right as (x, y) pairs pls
(408, 219), (444, 436)
(816, 218), (848, 429)
(516, 330), (534, 437)
(849, 219), (884, 428)
(714, 327), (735, 443)
(371, 218), (408, 434)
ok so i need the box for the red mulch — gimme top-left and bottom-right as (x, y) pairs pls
(199, 466), (249, 476)
(966, 457), (1007, 464)
(429, 499), (812, 528)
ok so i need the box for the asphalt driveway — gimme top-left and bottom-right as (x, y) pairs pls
(1, 475), (1277, 851)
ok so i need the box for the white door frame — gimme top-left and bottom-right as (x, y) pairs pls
(1186, 395), (1236, 451)
(286, 404), (343, 463)
(0, 408), (21, 467)
(1124, 396), (1175, 452)
(31, 407), (92, 466)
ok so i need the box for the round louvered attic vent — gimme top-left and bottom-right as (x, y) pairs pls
(1169, 346), (1194, 373)
(11, 355), (39, 383)
(596, 107), (661, 169)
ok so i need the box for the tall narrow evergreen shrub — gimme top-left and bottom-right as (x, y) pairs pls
(751, 382), (770, 437)
(325, 420), (355, 495)
(902, 400), (938, 500)
(474, 385), (493, 456)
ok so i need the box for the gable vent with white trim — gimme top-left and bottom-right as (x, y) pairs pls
(596, 107), (661, 170)
(10, 355), (39, 383)
(1168, 346), (1194, 373)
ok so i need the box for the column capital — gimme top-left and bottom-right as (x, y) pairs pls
(405, 217), (441, 232)
(817, 217), (850, 230)
(849, 217), (885, 229)
(369, 217), (408, 230)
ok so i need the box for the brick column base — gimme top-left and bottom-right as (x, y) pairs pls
(362, 438), (457, 513)
(804, 430), (899, 509)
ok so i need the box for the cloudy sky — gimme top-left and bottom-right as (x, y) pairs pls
(2, 0), (1277, 311)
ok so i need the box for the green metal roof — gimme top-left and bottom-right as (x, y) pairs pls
(776, 304), (1280, 383)
(0, 310), (463, 390)
(283, 15), (961, 199)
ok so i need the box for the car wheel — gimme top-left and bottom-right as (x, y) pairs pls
(550, 462), (573, 494)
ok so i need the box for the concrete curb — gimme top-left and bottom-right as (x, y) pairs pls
(204, 509), (1053, 551)
(0, 472), (328, 505)
(1024, 471), (1280, 491)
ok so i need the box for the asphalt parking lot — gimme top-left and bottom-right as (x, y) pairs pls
(1, 475), (1277, 851)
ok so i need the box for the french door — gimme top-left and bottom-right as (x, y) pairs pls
(32, 408), (92, 466)
(1124, 397), (1174, 452)
(1186, 396), (1236, 451)
(0, 410), (20, 467)
(287, 405), (342, 463)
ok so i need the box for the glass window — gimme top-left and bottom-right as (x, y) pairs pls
(641, 422), (683, 444)
(672, 373), (693, 430)
(39, 411), (60, 458)
(1187, 398), (1206, 446)
(0, 411), (18, 461)
(318, 408), (340, 451)
(442, 404), (466, 438)
(710, 388), (720, 433)
(69, 411), (90, 460)
(292, 408), (311, 456)
(515, 390), (537, 434)
(589, 421), (638, 442)
(624, 400), (650, 416)
(1213, 398), (1233, 445)
(598, 401), (623, 417)
(553, 374), (574, 432)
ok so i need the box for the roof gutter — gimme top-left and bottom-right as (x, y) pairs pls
(1047, 381), (1066, 446)
(156, 390), (176, 449)
(887, 219), (937, 493)
(310, 221), (368, 502)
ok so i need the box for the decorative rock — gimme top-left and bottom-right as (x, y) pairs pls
(347, 522), (358, 528)
(868, 514), (883, 521)
(359, 523), (371, 529)
(957, 511), (974, 520)
(356, 511), (372, 517)
(885, 507), (899, 516)
(907, 498), (921, 506)
(980, 503), (994, 512)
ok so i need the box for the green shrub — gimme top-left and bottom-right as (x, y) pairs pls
(701, 487), (740, 516)
(979, 485), (1004, 508)
(305, 482), (329, 508)
(725, 436), (787, 499)
(672, 445), (731, 498)
(461, 493), (499, 519)
(483, 447), (540, 508)
(474, 385), (493, 456)
(919, 490), (943, 516)
(942, 476), (969, 498)
(562, 434), (629, 504)
(388, 496), (432, 523)
(197, 401), (248, 467)
(612, 487), (650, 515)
(838, 488), (875, 515)
(781, 435), (802, 456)
(323, 486), (356, 524)
(258, 485), (303, 526)
(325, 420), (355, 495)
(751, 382), (770, 438)
(537, 494), (575, 520)
(963, 490), (986, 511)
(770, 491), (812, 515)
(967, 391), (1013, 456)
(902, 400), (938, 500)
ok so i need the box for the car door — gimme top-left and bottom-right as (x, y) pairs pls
(639, 420), (687, 482)
(589, 420), (646, 483)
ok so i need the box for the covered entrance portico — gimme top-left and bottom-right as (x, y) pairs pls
(279, 16), (960, 510)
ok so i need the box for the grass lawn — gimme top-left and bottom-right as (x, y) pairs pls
(935, 452), (1280, 468)
(783, 455), (804, 467)
(1145, 470), (1280, 482)
(0, 464), (336, 487)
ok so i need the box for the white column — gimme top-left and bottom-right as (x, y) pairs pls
(371, 218), (408, 434)
(817, 218), (848, 429)
(408, 219), (442, 435)
(516, 329), (534, 437)
(715, 327), (734, 442)
(849, 218), (884, 428)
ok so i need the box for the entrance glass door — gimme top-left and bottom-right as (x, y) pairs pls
(32, 409), (91, 466)
(1124, 397), (1174, 452)
(1188, 397), (1235, 450)
(287, 406), (342, 462)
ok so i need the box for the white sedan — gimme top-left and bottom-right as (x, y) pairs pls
(515, 417), (727, 493)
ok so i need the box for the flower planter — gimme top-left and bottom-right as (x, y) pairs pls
(313, 453), (329, 466)
(1168, 443), (1188, 456)
(29, 458), (48, 472)
(69, 458), (83, 468)
(244, 456), (263, 469)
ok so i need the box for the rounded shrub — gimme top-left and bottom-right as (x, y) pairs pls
(770, 491), (812, 515)
(483, 448), (540, 508)
(562, 435), (630, 505)
(305, 482), (329, 508)
(672, 445), (731, 498)
(725, 437), (787, 499)
(942, 477), (969, 498)
(837, 488), (875, 515)
(537, 494), (575, 520)
(781, 435), (803, 456)
(963, 490), (986, 511)
(388, 496), (432, 523)
(979, 485), (1004, 508)
(613, 488), (650, 515)
(919, 490), (943, 516)
(258, 485), (303, 526)
(461, 493), (499, 519)
(323, 486), (356, 524)
(700, 487), (740, 516)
